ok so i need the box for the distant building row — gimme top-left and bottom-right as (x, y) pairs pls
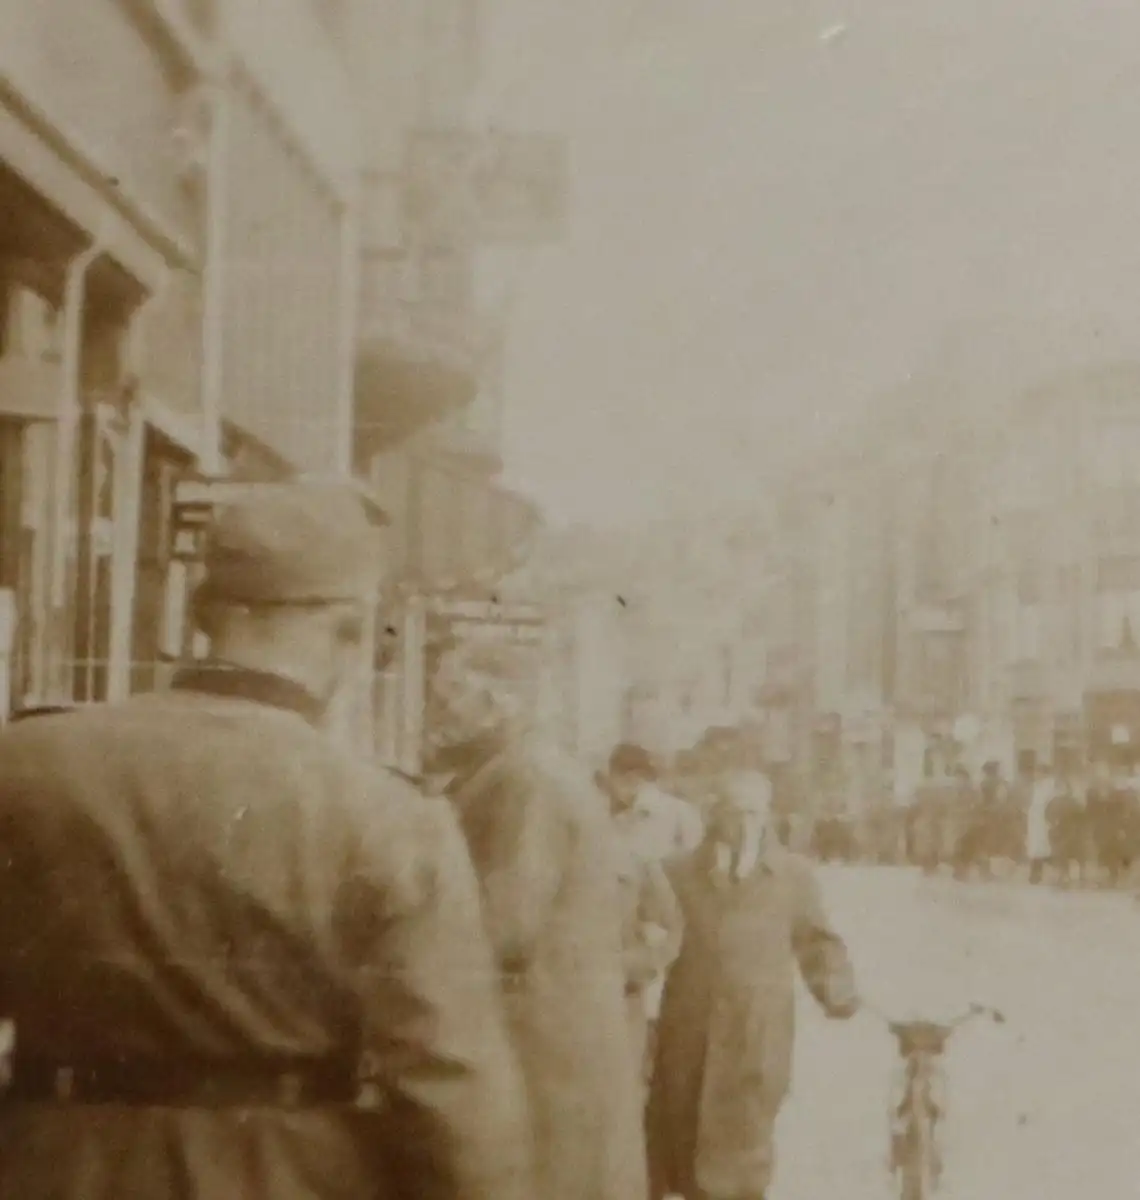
(756, 364), (1140, 807)
(0, 0), (555, 766)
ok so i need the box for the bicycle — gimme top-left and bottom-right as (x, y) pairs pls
(864, 1001), (1005, 1199)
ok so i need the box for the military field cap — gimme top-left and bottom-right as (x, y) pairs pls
(203, 482), (383, 606)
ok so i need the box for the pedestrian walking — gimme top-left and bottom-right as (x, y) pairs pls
(428, 641), (649, 1200)
(1047, 774), (1087, 887)
(1087, 760), (1134, 887)
(614, 841), (683, 1091)
(0, 484), (532, 1200)
(1026, 763), (1056, 884)
(647, 769), (859, 1200)
(956, 761), (1007, 880)
(607, 742), (705, 860)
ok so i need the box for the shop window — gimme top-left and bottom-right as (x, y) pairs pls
(0, 282), (59, 361)
(71, 410), (122, 703)
(131, 432), (195, 693)
(0, 423), (26, 707)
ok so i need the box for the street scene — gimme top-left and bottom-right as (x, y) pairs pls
(782, 867), (1140, 1200)
(1, 1), (1140, 1199)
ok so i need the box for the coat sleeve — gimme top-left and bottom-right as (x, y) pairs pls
(336, 791), (533, 1200)
(789, 858), (859, 1020)
(456, 759), (569, 975)
(623, 858), (684, 989)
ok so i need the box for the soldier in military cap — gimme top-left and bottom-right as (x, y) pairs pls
(425, 635), (650, 1200)
(0, 482), (531, 1200)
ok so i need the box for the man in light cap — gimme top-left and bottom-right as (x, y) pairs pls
(0, 482), (532, 1200)
(648, 769), (859, 1200)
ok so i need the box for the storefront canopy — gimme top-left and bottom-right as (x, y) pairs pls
(380, 449), (541, 592)
(353, 340), (476, 465)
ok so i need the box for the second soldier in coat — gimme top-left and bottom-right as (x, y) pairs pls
(427, 639), (650, 1200)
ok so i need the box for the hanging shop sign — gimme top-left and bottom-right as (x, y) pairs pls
(425, 596), (545, 647)
(398, 452), (541, 593)
(421, 593), (548, 744)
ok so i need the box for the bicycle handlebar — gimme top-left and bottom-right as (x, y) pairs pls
(862, 1000), (1006, 1033)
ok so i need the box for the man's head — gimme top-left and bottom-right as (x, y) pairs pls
(606, 743), (656, 813)
(709, 769), (774, 844)
(192, 482), (384, 716)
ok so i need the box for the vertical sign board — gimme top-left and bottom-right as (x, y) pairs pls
(0, 589), (15, 721)
(422, 597), (546, 743)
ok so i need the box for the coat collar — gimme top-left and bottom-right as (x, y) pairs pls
(172, 662), (325, 727)
(698, 830), (778, 888)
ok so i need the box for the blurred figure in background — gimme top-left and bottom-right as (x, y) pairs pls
(612, 833), (683, 1094)
(1047, 771), (1087, 887)
(606, 742), (705, 861)
(1087, 759), (1135, 887)
(955, 761), (1008, 880)
(427, 642), (648, 1200)
(603, 741), (701, 1064)
(1026, 761), (1057, 884)
(647, 769), (858, 1200)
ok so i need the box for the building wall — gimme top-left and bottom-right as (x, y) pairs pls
(0, 0), (366, 714)
(776, 364), (1140, 785)
(0, 0), (206, 710)
(214, 0), (360, 475)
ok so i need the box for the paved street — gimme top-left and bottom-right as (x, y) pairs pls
(775, 866), (1140, 1199)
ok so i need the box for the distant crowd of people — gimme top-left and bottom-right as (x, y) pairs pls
(806, 757), (1140, 890)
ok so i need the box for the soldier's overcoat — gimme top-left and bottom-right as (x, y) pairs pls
(0, 667), (531, 1200)
(448, 731), (649, 1200)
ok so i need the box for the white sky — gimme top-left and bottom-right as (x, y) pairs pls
(475, 0), (1140, 528)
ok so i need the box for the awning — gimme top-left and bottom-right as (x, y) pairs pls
(381, 450), (541, 591)
(353, 340), (477, 464)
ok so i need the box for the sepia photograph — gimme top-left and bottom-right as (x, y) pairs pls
(0, 0), (1137, 1197)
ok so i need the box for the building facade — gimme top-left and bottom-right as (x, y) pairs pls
(0, 0), (365, 718)
(759, 363), (1140, 806)
(343, 0), (551, 773)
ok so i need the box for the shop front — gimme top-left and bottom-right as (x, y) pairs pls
(1085, 648), (1140, 767)
(0, 0), (208, 714)
(0, 163), (165, 712)
(366, 448), (541, 773)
